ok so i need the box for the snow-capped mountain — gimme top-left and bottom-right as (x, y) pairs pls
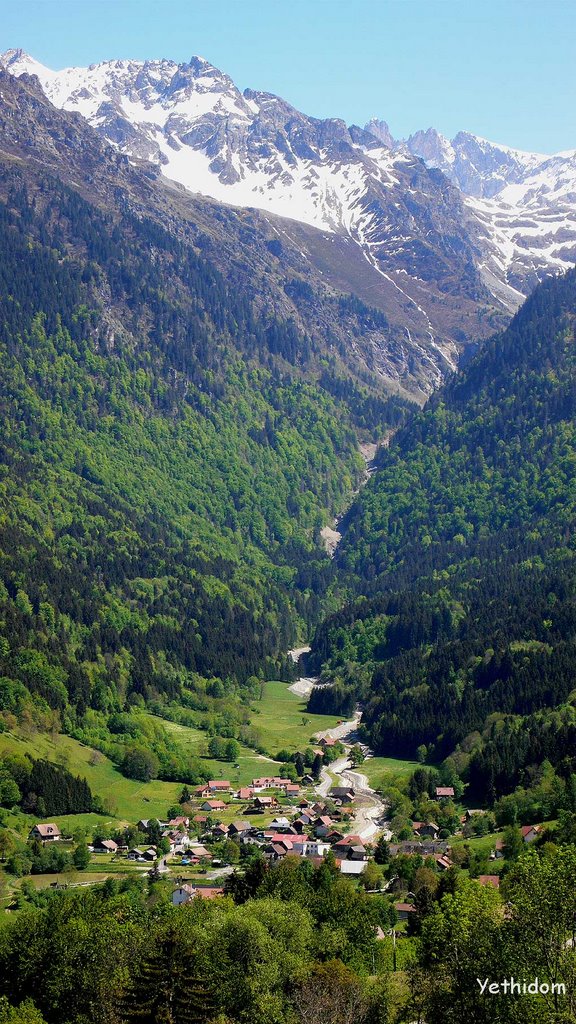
(2, 47), (574, 379)
(402, 128), (576, 297)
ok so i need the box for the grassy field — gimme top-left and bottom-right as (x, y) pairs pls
(157, 717), (282, 787)
(0, 729), (182, 824)
(361, 755), (421, 790)
(0, 682), (339, 833)
(249, 681), (342, 755)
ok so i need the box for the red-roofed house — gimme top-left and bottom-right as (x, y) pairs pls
(208, 780), (231, 792)
(435, 787), (455, 799)
(395, 902), (417, 920)
(478, 874), (500, 888)
(201, 799), (226, 812)
(521, 825), (540, 843)
(236, 787), (254, 801)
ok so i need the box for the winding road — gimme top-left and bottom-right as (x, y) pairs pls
(312, 713), (390, 841)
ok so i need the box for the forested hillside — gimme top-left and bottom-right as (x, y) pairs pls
(309, 268), (576, 803)
(0, 74), (413, 778)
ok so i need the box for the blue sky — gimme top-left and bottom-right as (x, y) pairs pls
(1, 0), (574, 152)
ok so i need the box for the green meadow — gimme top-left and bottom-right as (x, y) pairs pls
(361, 755), (422, 790)
(0, 681), (343, 835)
(249, 681), (342, 754)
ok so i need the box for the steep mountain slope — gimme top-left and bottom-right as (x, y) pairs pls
(0, 66), (443, 400)
(0, 48), (512, 379)
(0, 69), (426, 753)
(308, 268), (576, 798)
(4, 48), (574, 349)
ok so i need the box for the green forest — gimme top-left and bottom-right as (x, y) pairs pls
(308, 268), (576, 804)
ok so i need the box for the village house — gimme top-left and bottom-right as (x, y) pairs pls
(236, 787), (254, 801)
(188, 844), (211, 860)
(228, 821), (252, 837)
(319, 737), (337, 749)
(338, 859), (367, 876)
(201, 799), (226, 812)
(137, 818), (168, 832)
(329, 787), (355, 804)
(168, 816), (190, 829)
(29, 823), (61, 843)
(434, 854), (452, 871)
(314, 815), (333, 837)
(521, 825), (540, 843)
(208, 780), (231, 793)
(253, 795), (278, 809)
(332, 835), (367, 860)
(413, 821), (440, 839)
(478, 874), (500, 888)
(194, 785), (211, 799)
(93, 838), (118, 854)
(395, 902), (417, 921)
(212, 823), (229, 838)
(252, 776), (292, 791)
(435, 787), (455, 799)
(324, 829), (345, 845)
(172, 883), (197, 906)
(127, 847), (157, 861)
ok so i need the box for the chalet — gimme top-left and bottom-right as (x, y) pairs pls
(311, 802), (329, 815)
(93, 838), (118, 854)
(212, 823), (229, 838)
(236, 787), (254, 801)
(521, 825), (540, 843)
(395, 902), (417, 921)
(168, 816), (190, 829)
(188, 844), (211, 859)
(201, 799), (226, 812)
(413, 822), (440, 839)
(324, 829), (345, 845)
(314, 816), (333, 837)
(333, 836), (367, 860)
(435, 787), (455, 799)
(269, 817), (292, 831)
(128, 846), (157, 861)
(193, 814), (208, 826)
(228, 821), (252, 836)
(253, 795), (277, 809)
(434, 854), (453, 871)
(285, 784), (300, 797)
(194, 785), (211, 799)
(29, 823), (61, 843)
(329, 787), (355, 804)
(478, 874), (500, 889)
(319, 737), (337, 749)
(208, 780), (231, 793)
